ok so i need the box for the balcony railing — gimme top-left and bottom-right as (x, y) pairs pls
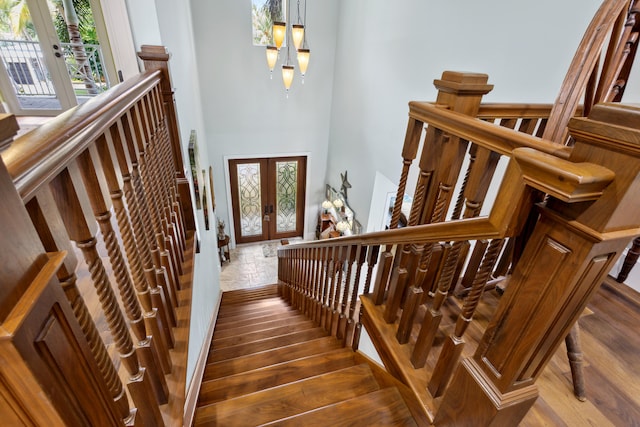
(0, 39), (110, 99)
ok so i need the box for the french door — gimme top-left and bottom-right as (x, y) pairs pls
(229, 156), (306, 244)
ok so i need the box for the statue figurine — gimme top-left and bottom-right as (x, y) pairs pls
(340, 170), (351, 200)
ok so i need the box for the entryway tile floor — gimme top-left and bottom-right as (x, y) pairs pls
(219, 239), (302, 292)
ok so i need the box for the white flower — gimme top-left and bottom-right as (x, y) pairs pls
(333, 199), (343, 209)
(336, 221), (350, 232)
(322, 200), (333, 210)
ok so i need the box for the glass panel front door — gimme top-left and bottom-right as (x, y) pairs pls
(229, 156), (306, 244)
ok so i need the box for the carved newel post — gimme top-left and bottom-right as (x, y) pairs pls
(436, 103), (640, 426)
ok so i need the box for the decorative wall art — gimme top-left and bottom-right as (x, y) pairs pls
(202, 169), (210, 230)
(188, 130), (202, 209)
(209, 165), (216, 212)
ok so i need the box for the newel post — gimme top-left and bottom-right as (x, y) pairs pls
(435, 103), (640, 426)
(138, 44), (196, 231)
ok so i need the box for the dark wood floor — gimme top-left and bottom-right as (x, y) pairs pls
(522, 277), (640, 427)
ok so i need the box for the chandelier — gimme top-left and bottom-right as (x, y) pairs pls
(265, 0), (311, 97)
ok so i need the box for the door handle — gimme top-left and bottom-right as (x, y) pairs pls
(269, 205), (274, 214)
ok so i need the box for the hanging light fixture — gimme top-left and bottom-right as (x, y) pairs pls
(297, 0), (310, 84)
(291, 0), (305, 49)
(266, 46), (278, 79)
(263, 0), (310, 95)
(273, 21), (286, 49)
(281, 0), (295, 97)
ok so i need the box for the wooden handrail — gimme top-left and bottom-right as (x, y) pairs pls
(408, 103), (572, 158)
(2, 70), (162, 202)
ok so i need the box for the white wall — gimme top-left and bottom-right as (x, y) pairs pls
(326, 0), (640, 232)
(189, 0), (340, 244)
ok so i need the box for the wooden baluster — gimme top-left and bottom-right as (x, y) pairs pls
(456, 239), (489, 297)
(93, 132), (171, 394)
(383, 251), (411, 323)
(25, 189), (129, 425)
(307, 248), (315, 316)
(616, 236), (640, 282)
(411, 243), (452, 368)
(338, 245), (358, 342)
(139, 45), (196, 231)
(371, 248), (393, 305)
(302, 249), (310, 314)
(324, 246), (339, 332)
(331, 246), (349, 337)
(428, 238), (504, 397)
(346, 246), (367, 347)
(311, 247), (321, 319)
(352, 245), (379, 350)
(147, 94), (185, 278)
(396, 250), (423, 344)
(123, 109), (179, 327)
(133, 103), (182, 303)
(76, 146), (169, 405)
(50, 167), (164, 426)
(316, 246), (329, 325)
(112, 117), (176, 349)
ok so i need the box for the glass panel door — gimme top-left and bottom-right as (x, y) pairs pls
(229, 156), (306, 244)
(0, 0), (76, 115)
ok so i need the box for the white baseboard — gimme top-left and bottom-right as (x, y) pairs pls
(183, 289), (223, 426)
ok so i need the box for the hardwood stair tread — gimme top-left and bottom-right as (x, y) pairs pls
(209, 328), (329, 362)
(217, 297), (287, 317)
(216, 303), (294, 321)
(202, 336), (343, 381)
(197, 348), (357, 406)
(213, 307), (300, 330)
(213, 312), (307, 338)
(262, 387), (419, 427)
(194, 363), (381, 426)
(219, 284), (278, 301)
(212, 319), (316, 348)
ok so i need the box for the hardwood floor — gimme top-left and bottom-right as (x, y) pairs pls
(522, 277), (640, 427)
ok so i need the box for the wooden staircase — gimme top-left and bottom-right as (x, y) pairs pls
(193, 284), (426, 426)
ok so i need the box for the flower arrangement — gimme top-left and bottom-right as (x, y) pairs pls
(336, 220), (350, 235)
(322, 200), (333, 213)
(333, 199), (343, 209)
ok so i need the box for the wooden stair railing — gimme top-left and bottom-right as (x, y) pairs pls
(278, 100), (640, 426)
(0, 45), (195, 425)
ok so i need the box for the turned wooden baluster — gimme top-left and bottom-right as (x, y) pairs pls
(330, 246), (349, 337)
(76, 146), (169, 405)
(311, 247), (322, 319)
(121, 110), (178, 328)
(111, 117), (176, 349)
(139, 93), (184, 277)
(411, 243), (452, 368)
(315, 246), (329, 325)
(131, 103), (181, 304)
(145, 93), (185, 278)
(138, 45), (196, 232)
(154, 91), (188, 259)
(345, 246), (367, 346)
(352, 245), (380, 350)
(338, 245), (359, 342)
(305, 248), (314, 316)
(152, 86), (187, 252)
(93, 133), (171, 391)
(324, 246), (340, 332)
(428, 238), (504, 397)
(25, 189), (130, 425)
(50, 167), (164, 426)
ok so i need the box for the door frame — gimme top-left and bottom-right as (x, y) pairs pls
(224, 152), (310, 248)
